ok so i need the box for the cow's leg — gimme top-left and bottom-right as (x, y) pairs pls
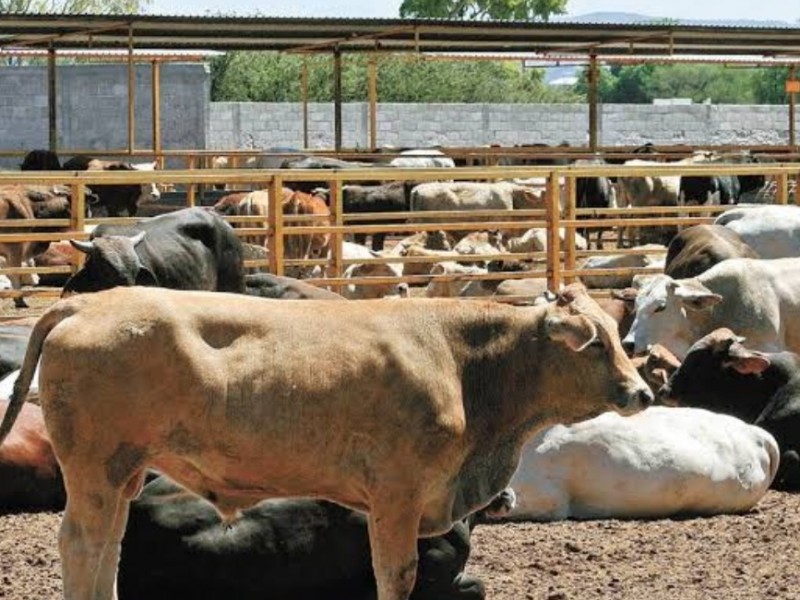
(59, 463), (145, 600)
(368, 506), (421, 600)
(371, 233), (387, 252)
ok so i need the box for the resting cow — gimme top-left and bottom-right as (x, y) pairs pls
(244, 273), (345, 300)
(623, 257), (800, 359)
(0, 283), (651, 600)
(659, 329), (800, 490)
(63, 207), (246, 294)
(486, 406), (777, 521)
(664, 224), (759, 280)
(119, 475), (483, 600)
(0, 394), (64, 512)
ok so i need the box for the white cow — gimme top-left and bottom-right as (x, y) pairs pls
(489, 406), (778, 521)
(389, 149), (456, 169)
(339, 242), (407, 299)
(425, 262), (488, 298)
(579, 244), (666, 289)
(622, 257), (800, 359)
(715, 204), (800, 258)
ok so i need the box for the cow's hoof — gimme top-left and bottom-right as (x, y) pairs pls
(13, 298), (28, 309)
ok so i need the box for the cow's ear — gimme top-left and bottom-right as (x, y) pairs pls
(545, 314), (598, 352)
(726, 343), (771, 375)
(135, 267), (159, 287)
(673, 283), (722, 311)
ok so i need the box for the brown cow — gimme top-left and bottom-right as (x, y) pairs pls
(0, 284), (651, 600)
(0, 185), (72, 307)
(664, 224), (759, 280)
(282, 190), (331, 278)
(0, 396), (65, 511)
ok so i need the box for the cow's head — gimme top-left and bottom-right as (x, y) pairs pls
(622, 274), (721, 360)
(540, 284), (653, 417)
(130, 161), (161, 205)
(63, 232), (158, 295)
(342, 261), (406, 299)
(658, 328), (771, 421)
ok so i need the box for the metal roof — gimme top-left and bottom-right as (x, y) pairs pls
(0, 13), (799, 57)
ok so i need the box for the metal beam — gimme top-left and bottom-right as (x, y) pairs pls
(368, 57), (377, 150)
(47, 44), (57, 152)
(588, 53), (599, 152)
(152, 60), (161, 164)
(301, 59), (309, 149)
(333, 47), (342, 152)
(127, 25), (135, 155)
(790, 66), (797, 148)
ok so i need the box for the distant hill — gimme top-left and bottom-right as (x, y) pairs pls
(556, 11), (793, 28)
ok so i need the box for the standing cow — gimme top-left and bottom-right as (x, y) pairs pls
(63, 207), (245, 294)
(0, 283), (651, 600)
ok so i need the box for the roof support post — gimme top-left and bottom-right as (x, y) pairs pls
(333, 46), (343, 152)
(151, 59), (162, 166)
(368, 56), (378, 150)
(301, 59), (309, 149)
(588, 52), (599, 152)
(790, 66), (797, 148)
(47, 44), (57, 152)
(127, 24), (135, 155)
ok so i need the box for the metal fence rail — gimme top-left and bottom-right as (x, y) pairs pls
(0, 161), (796, 305)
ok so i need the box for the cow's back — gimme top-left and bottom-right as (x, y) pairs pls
(697, 257), (800, 353)
(504, 407), (778, 520)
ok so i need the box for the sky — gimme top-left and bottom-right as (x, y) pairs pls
(146, 0), (798, 23)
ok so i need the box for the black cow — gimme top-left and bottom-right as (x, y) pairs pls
(573, 158), (616, 249)
(658, 328), (800, 490)
(63, 207), (245, 294)
(118, 476), (485, 600)
(244, 273), (345, 300)
(19, 149), (61, 171)
(280, 156), (375, 194)
(680, 173), (740, 206)
(62, 155), (159, 218)
(341, 181), (415, 250)
(0, 321), (33, 380)
(664, 224), (759, 280)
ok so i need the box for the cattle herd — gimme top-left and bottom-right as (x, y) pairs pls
(0, 145), (797, 600)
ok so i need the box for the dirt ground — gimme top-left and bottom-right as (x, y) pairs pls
(2, 297), (799, 600)
(0, 491), (798, 599)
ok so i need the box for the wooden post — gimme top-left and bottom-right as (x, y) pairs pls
(333, 47), (343, 152)
(152, 60), (162, 167)
(69, 182), (86, 271)
(546, 170), (562, 291)
(329, 176), (343, 293)
(790, 66), (797, 148)
(127, 25), (135, 155)
(777, 172), (789, 205)
(47, 44), (57, 153)
(588, 53), (599, 152)
(563, 175), (577, 284)
(302, 59), (309, 149)
(187, 155), (196, 207)
(268, 176), (285, 276)
(368, 56), (377, 150)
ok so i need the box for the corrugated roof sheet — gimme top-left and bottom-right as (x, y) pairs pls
(0, 13), (798, 56)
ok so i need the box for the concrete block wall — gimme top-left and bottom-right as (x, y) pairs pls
(0, 63), (208, 168)
(207, 102), (796, 150)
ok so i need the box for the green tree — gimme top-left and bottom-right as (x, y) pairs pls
(398, 0), (567, 21)
(649, 64), (757, 104)
(0, 0), (147, 13)
(211, 52), (582, 104)
(752, 67), (791, 104)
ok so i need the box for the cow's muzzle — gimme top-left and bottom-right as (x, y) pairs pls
(614, 383), (654, 415)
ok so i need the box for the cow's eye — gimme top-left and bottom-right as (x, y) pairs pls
(587, 338), (605, 349)
(654, 303), (667, 313)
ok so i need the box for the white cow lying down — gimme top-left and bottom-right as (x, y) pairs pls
(489, 406), (778, 521)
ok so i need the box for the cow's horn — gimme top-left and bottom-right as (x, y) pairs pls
(129, 231), (146, 246)
(69, 239), (94, 254)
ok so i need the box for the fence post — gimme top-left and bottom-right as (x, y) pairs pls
(268, 176), (284, 276)
(187, 154), (197, 208)
(329, 176), (344, 294)
(777, 172), (789, 205)
(70, 182), (86, 272)
(546, 169), (562, 292)
(563, 174), (577, 285)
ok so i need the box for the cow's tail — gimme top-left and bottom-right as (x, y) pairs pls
(0, 300), (81, 447)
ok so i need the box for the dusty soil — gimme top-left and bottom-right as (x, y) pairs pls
(2, 297), (799, 600)
(1, 491), (798, 599)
